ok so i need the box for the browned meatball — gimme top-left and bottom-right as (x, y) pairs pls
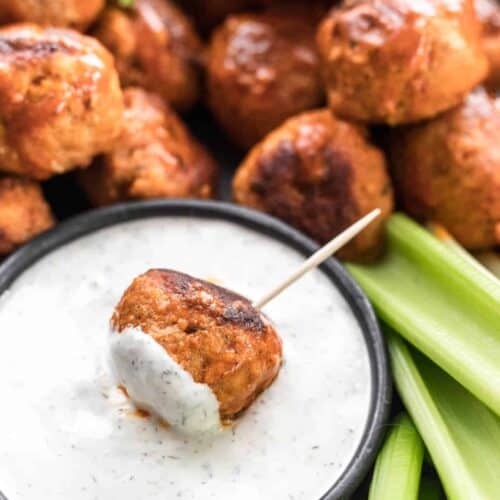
(0, 175), (55, 257)
(0, 25), (123, 180)
(79, 88), (218, 206)
(317, 0), (489, 125)
(476, 0), (500, 89)
(233, 109), (394, 261)
(387, 88), (500, 251)
(206, 10), (324, 149)
(93, 0), (203, 111)
(0, 0), (104, 30)
(112, 269), (283, 422)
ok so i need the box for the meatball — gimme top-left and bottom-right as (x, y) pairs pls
(233, 109), (393, 261)
(0, 25), (123, 180)
(110, 269), (283, 434)
(0, 0), (104, 30)
(93, 0), (203, 111)
(316, 0), (489, 125)
(78, 88), (218, 206)
(206, 10), (324, 149)
(476, 0), (500, 89)
(0, 175), (55, 257)
(387, 88), (500, 251)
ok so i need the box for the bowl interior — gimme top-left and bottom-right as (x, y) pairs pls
(0, 200), (391, 500)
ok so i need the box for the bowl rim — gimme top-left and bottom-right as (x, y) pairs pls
(0, 199), (391, 500)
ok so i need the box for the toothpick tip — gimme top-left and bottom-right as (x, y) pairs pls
(253, 208), (383, 309)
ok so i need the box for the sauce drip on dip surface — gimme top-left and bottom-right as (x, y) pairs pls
(0, 217), (371, 500)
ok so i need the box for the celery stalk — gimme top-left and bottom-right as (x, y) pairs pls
(347, 213), (500, 415)
(427, 222), (496, 280)
(368, 413), (424, 500)
(387, 330), (500, 500)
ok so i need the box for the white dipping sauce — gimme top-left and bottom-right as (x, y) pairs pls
(0, 217), (371, 500)
(110, 327), (222, 436)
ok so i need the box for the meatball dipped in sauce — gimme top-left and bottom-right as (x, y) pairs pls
(233, 109), (394, 261)
(110, 269), (283, 435)
(0, 175), (55, 257)
(0, 24), (123, 180)
(93, 0), (203, 111)
(476, 0), (500, 89)
(79, 88), (218, 206)
(206, 9), (324, 149)
(316, 0), (488, 125)
(0, 0), (104, 30)
(387, 87), (500, 251)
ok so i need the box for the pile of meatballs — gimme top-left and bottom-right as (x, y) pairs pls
(0, 0), (498, 262)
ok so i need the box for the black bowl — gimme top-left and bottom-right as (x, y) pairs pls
(0, 199), (391, 500)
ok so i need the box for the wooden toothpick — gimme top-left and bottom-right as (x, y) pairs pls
(253, 208), (381, 309)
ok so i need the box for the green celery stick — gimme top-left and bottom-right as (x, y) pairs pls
(368, 413), (424, 500)
(426, 222), (496, 280)
(347, 213), (500, 415)
(388, 330), (500, 500)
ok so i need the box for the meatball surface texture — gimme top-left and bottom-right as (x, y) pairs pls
(0, 24), (123, 180)
(388, 88), (500, 250)
(207, 10), (324, 149)
(0, 0), (104, 30)
(233, 109), (394, 261)
(93, 0), (203, 111)
(317, 0), (488, 124)
(79, 88), (218, 206)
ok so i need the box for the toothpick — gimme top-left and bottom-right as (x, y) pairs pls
(253, 208), (381, 309)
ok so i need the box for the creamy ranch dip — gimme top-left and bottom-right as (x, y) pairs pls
(110, 326), (223, 436)
(0, 217), (371, 500)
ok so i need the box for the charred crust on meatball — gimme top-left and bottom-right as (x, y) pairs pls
(250, 139), (360, 242)
(233, 109), (394, 261)
(112, 269), (266, 334)
(158, 269), (265, 332)
(0, 38), (76, 57)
